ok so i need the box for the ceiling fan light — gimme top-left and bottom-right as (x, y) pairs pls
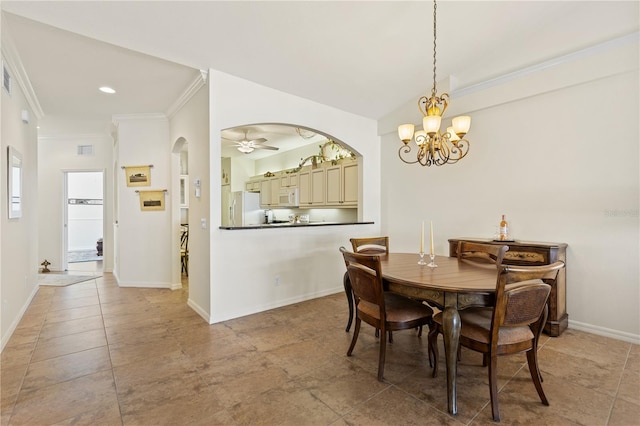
(237, 146), (253, 154)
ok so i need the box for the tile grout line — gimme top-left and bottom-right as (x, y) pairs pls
(96, 275), (126, 425)
(604, 343), (633, 426)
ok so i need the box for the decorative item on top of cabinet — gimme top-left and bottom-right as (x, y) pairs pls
(448, 238), (568, 337)
(325, 159), (357, 206)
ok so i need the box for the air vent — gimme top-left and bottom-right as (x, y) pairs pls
(77, 145), (94, 156)
(3, 63), (11, 95)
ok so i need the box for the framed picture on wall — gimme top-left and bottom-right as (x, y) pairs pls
(125, 165), (151, 187)
(138, 190), (165, 211)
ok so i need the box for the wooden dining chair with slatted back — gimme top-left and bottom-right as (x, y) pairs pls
(431, 261), (565, 422)
(340, 247), (434, 382)
(343, 237), (389, 333)
(428, 242), (509, 366)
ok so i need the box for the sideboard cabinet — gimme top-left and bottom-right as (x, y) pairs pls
(448, 238), (568, 337)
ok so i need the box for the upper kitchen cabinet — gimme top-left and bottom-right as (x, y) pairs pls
(299, 166), (325, 207)
(325, 159), (357, 206)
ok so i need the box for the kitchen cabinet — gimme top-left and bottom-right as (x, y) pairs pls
(299, 166), (325, 207)
(245, 179), (260, 192)
(325, 160), (357, 206)
(259, 177), (280, 207)
(279, 173), (298, 189)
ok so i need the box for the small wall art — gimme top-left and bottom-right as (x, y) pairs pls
(138, 189), (166, 211)
(124, 165), (152, 187)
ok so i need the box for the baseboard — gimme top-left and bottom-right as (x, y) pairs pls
(170, 282), (183, 291)
(568, 319), (640, 345)
(0, 285), (39, 352)
(116, 280), (172, 289)
(187, 298), (210, 323)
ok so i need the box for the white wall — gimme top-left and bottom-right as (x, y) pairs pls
(38, 136), (113, 271)
(169, 84), (210, 315)
(207, 69), (380, 323)
(113, 114), (172, 287)
(380, 38), (639, 342)
(1, 53), (39, 349)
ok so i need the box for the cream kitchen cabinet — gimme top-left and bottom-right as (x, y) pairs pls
(245, 179), (261, 192)
(325, 160), (357, 207)
(259, 177), (280, 207)
(279, 173), (298, 189)
(299, 166), (325, 207)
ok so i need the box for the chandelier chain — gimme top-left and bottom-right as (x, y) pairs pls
(431, 0), (438, 98)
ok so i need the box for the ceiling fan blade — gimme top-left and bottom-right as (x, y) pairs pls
(248, 138), (268, 144)
(253, 145), (279, 150)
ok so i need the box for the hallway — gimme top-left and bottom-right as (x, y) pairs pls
(1, 274), (638, 425)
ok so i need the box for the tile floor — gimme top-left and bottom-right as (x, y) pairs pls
(1, 269), (639, 425)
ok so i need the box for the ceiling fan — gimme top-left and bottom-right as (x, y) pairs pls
(223, 130), (279, 154)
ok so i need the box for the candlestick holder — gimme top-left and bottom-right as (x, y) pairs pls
(418, 252), (427, 265)
(428, 254), (437, 268)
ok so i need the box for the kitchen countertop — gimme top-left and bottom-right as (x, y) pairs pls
(219, 221), (374, 230)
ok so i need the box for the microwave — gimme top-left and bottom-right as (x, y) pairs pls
(278, 187), (299, 207)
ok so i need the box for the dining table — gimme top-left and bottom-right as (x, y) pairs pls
(378, 253), (499, 416)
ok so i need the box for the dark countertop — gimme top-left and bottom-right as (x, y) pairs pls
(219, 221), (374, 230)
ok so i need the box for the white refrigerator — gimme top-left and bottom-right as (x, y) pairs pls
(229, 191), (262, 227)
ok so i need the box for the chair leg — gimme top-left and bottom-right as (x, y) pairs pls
(343, 272), (354, 332)
(488, 354), (501, 422)
(417, 325), (423, 337)
(526, 348), (549, 406)
(347, 318), (361, 356)
(377, 327), (387, 381)
(389, 330), (393, 343)
(428, 327), (439, 376)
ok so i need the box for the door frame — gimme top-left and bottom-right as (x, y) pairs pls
(62, 170), (106, 271)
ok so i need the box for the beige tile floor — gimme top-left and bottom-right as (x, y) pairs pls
(1, 268), (639, 425)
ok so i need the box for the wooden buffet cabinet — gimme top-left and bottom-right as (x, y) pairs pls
(448, 238), (568, 337)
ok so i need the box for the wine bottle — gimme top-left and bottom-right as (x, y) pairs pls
(499, 215), (509, 241)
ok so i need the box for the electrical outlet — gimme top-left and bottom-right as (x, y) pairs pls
(274, 276), (280, 286)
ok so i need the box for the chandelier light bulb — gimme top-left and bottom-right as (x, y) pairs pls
(423, 115), (441, 136)
(452, 116), (471, 137)
(398, 123), (415, 144)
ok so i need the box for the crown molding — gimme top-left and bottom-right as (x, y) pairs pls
(1, 28), (45, 119)
(451, 32), (640, 99)
(165, 69), (208, 119)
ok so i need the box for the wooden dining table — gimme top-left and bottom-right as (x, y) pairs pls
(378, 253), (499, 416)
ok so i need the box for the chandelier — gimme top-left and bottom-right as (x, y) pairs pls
(397, 0), (471, 167)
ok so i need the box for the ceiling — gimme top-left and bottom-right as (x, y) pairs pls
(2, 1), (638, 148)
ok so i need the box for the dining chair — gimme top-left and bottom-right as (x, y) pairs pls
(340, 247), (434, 382)
(456, 240), (508, 265)
(343, 237), (390, 333)
(429, 261), (565, 422)
(180, 225), (189, 276)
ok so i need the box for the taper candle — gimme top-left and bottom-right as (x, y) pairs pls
(430, 220), (434, 255)
(420, 221), (424, 253)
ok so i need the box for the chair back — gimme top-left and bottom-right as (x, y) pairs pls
(350, 236), (389, 254)
(180, 225), (189, 252)
(340, 247), (385, 316)
(457, 241), (508, 266)
(492, 261), (565, 339)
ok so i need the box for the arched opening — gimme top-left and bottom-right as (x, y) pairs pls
(220, 123), (360, 227)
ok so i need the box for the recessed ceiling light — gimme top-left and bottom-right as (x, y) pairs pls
(99, 86), (116, 94)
